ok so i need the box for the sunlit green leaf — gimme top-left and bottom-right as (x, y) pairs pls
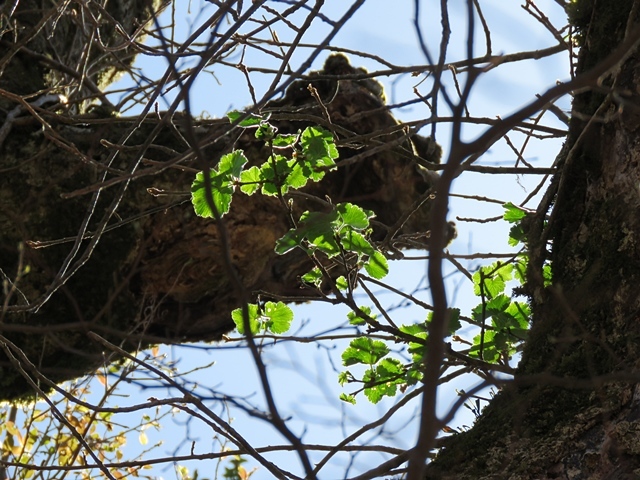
(543, 263), (553, 286)
(286, 158), (311, 189)
(347, 306), (374, 326)
(300, 126), (338, 181)
(227, 110), (270, 127)
(336, 276), (349, 291)
(342, 338), (389, 366)
(400, 323), (428, 362)
(256, 122), (277, 140)
(340, 393), (356, 405)
(301, 267), (323, 287)
(239, 166), (262, 195)
(275, 229), (304, 255)
(336, 202), (371, 230)
(469, 331), (499, 362)
(514, 256), (528, 283)
(338, 371), (351, 386)
(508, 224), (527, 246)
(263, 301), (294, 334)
(472, 262), (513, 298)
(378, 357), (404, 376)
(505, 301), (530, 328)
(191, 170), (232, 218)
(218, 150), (249, 178)
(231, 304), (261, 335)
(472, 294), (510, 323)
(275, 210), (341, 256)
(340, 230), (374, 256)
(272, 133), (298, 146)
(363, 361), (403, 404)
(503, 202), (528, 223)
(364, 251), (389, 279)
(191, 151), (247, 218)
(260, 155), (291, 196)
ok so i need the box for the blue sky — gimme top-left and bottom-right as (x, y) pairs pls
(75, 1), (573, 478)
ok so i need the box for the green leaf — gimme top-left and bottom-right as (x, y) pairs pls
(363, 359), (404, 403)
(378, 357), (404, 376)
(400, 323), (428, 337)
(191, 151), (248, 218)
(301, 267), (323, 287)
(487, 294), (511, 312)
(405, 366), (423, 385)
(347, 306), (374, 326)
(263, 301), (294, 334)
(336, 276), (349, 291)
(340, 230), (374, 256)
(469, 331), (499, 362)
(191, 170), (233, 218)
(472, 262), (513, 298)
(274, 230), (304, 255)
(336, 203), (371, 230)
(364, 386), (386, 403)
(543, 263), (553, 286)
(275, 210), (341, 256)
(400, 323), (428, 362)
(218, 150), (249, 178)
(339, 393), (357, 405)
(364, 251), (389, 279)
(342, 338), (390, 366)
(302, 126), (338, 160)
(227, 110), (270, 127)
(508, 224), (527, 246)
(231, 304), (261, 335)
(505, 301), (530, 329)
(300, 126), (338, 181)
(286, 158), (311, 189)
(260, 155), (291, 196)
(272, 133), (298, 146)
(514, 256), (528, 284)
(256, 122), (277, 140)
(433, 309), (460, 335)
(338, 371), (351, 386)
(471, 294), (509, 323)
(239, 166), (262, 195)
(503, 202), (528, 223)
(446, 308), (461, 335)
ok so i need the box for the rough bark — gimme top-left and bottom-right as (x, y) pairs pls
(426, 1), (640, 478)
(0, 3), (444, 400)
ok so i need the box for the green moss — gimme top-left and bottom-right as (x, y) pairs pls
(567, 0), (633, 51)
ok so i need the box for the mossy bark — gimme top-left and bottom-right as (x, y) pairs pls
(0, 4), (441, 400)
(426, 2), (640, 478)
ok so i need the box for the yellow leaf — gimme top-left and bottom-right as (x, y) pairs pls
(239, 466), (248, 480)
(138, 432), (148, 445)
(5, 421), (19, 437)
(5, 421), (23, 448)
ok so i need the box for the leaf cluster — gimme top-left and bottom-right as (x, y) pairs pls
(191, 112), (338, 218)
(189, 119), (546, 407)
(339, 308), (460, 404)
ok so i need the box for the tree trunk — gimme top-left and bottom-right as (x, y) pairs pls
(0, 3), (441, 400)
(426, 1), (640, 478)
